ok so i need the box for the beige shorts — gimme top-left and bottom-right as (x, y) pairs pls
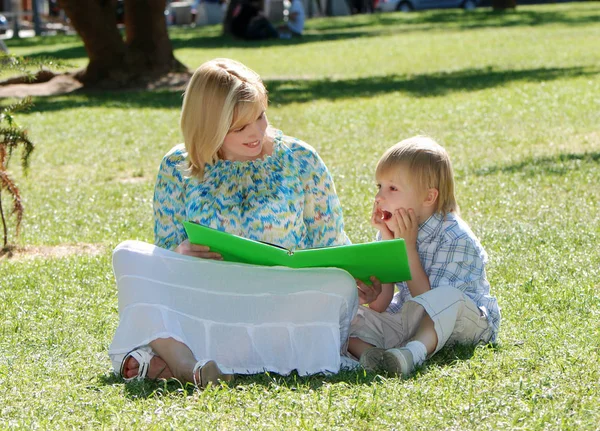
(349, 287), (492, 355)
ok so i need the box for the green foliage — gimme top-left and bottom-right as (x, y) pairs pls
(1, 2), (599, 429)
(0, 82), (34, 248)
(0, 52), (66, 249)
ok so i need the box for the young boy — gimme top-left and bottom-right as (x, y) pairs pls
(348, 136), (500, 377)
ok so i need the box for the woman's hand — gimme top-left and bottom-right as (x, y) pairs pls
(389, 208), (419, 247)
(175, 239), (223, 260)
(371, 202), (394, 240)
(356, 276), (382, 305)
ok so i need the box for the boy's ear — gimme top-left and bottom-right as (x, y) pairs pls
(423, 188), (439, 207)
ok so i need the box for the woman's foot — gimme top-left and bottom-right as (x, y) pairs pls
(122, 354), (174, 380)
(193, 360), (234, 388)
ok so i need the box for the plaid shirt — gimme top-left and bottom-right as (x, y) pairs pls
(386, 212), (501, 342)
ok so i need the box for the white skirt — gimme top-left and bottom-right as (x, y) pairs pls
(108, 240), (359, 376)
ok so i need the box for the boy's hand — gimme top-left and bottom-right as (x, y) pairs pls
(371, 202), (394, 240)
(356, 276), (382, 305)
(389, 208), (419, 246)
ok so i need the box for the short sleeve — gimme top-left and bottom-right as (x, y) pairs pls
(153, 148), (188, 250)
(299, 146), (350, 248)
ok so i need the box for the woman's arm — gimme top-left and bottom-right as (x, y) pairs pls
(153, 148), (188, 250)
(300, 145), (350, 248)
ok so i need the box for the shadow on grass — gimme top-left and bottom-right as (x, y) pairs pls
(96, 343), (496, 399)
(310, 6), (600, 31)
(96, 367), (384, 400)
(23, 45), (88, 61)
(12, 5), (599, 59)
(18, 89), (184, 114)
(475, 151), (600, 177)
(21, 64), (596, 114)
(3, 33), (81, 49)
(266, 66), (597, 104)
(165, 6), (600, 50)
(425, 343), (498, 370)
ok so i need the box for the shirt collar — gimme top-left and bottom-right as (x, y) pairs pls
(417, 212), (445, 243)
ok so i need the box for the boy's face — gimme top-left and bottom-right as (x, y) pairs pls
(374, 165), (431, 226)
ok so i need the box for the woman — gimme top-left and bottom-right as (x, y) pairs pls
(109, 58), (357, 387)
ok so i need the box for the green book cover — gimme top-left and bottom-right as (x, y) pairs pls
(183, 221), (412, 284)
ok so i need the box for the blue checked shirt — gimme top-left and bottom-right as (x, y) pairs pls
(386, 212), (501, 342)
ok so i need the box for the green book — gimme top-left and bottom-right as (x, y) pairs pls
(183, 221), (412, 284)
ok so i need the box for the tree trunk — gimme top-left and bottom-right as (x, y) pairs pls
(492, 0), (517, 10)
(124, 0), (183, 78)
(58, 0), (187, 88)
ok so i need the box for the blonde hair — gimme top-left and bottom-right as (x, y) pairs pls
(376, 136), (459, 215)
(180, 58), (268, 179)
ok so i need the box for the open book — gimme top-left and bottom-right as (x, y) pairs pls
(183, 221), (411, 284)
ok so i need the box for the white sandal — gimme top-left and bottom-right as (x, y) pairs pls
(192, 360), (233, 389)
(120, 346), (158, 382)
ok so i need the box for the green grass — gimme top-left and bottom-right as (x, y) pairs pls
(1, 3), (599, 429)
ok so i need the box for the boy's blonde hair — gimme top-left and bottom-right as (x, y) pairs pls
(180, 58), (268, 179)
(376, 136), (459, 215)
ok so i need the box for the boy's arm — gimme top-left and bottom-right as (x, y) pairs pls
(366, 281), (395, 312)
(387, 208), (431, 297)
(404, 242), (431, 297)
(368, 204), (429, 305)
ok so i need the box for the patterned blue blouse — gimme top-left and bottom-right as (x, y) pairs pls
(153, 129), (350, 251)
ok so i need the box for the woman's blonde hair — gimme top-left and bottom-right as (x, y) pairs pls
(180, 58), (268, 179)
(376, 136), (459, 215)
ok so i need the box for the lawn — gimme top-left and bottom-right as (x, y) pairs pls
(1, 2), (599, 430)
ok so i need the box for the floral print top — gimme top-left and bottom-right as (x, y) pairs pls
(153, 130), (350, 251)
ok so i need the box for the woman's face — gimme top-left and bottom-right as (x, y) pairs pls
(220, 111), (269, 162)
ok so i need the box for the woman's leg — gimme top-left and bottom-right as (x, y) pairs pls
(111, 240), (358, 377)
(150, 337), (233, 386)
(149, 338), (197, 383)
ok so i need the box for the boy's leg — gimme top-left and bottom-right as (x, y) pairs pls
(381, 314), (433, 377)
(348, 337), (385, 371)
(383, 287), (491, 377)
(412, 313), (437, 355)
(347, 307), (407, 370)
(410, 287), (491, 355)
(347, 337), (376, 358)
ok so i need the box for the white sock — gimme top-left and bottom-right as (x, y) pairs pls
(404, 341), (427, 366)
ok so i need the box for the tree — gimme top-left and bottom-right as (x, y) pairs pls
(0, 54), (66, 250)
(57, 0), (187, 88)
(0, 96), (34, 249)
